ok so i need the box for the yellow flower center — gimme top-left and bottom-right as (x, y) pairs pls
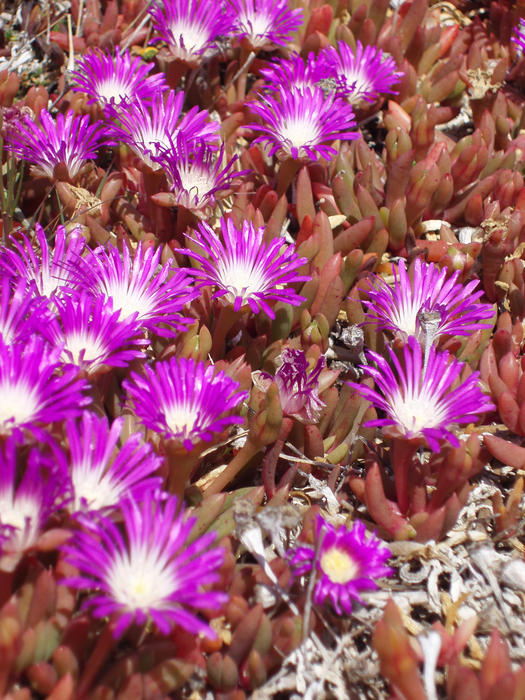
(320, 547), (359, 584)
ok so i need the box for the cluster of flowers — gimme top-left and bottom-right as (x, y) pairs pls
(6, 0), (404, 190)
(0, 0), (415, 641)
(350, 258), (495, 451)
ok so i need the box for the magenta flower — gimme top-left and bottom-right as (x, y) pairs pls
(61, 492), (228, 638)
(0, 338), (91, 435)
(79, 241), (198, 337)
(7, 108), (106, 179)
(109, 91), (219, 168)
(259, 52), (330, 93)
(0, 277), (50, 345)
(513, 18), (525, 53)
(321, 41), (402, 104)
(228, 0), (303, 48)
(363, 258), (494, 344)
(348, 337), (495, 452)
(124, 356), (247, 450)
(254, 348), (326, 422)
(148, 0), (232, 62)
(46, 293), (147, 375)
(70, 47), (167, 110)
(0, 435), (67, 571)
(180, 218), (309, 318)
(289, 516), (392, 615)
(154, 136), (248, 214)
(64, 413), (163, 513)
(249, 86), (358, 161)
(0, 224), (86, 300)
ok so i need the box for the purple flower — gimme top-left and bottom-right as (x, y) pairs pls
(0, 435), (67, 571)
(45, 293), (147, 375)
(258, 52), (330, 93)
(228, 0), (303, 48)
(0, 277), (50, 344)
(513, 18), (525, 53)
(253, 348), (326, 422)
(321, 41), (402, 104)
(154, 135), (248, 214)
(124, 356), (247, 450)
(61, 492), (228, 638)
(108, 91), (219, 168)
(180, 218), (309, 318)
(79, 241), (199, 337)
(148, 0), (232, 62)
(249, 86), (358, 161)
(64, 413), (163, 513)
(348, 337), (495, 452)
(0, 337), (91, 435)
(363, 258), (494, 344)
(289, 516), (392, 615)
(0, 224), (86, 301)
(7, 108), (106, 179)
(0, 224), (86, 300)
(70, 47), (167, 110)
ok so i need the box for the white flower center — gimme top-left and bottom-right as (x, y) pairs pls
(0, 381), (40, 431)
(107, 545), (177, 610)
(96, 77), (133, 105)
(216, 256), (268, 303)
(168, 21), (209, 57)
(164, 404), (199, 435)
(63, 332), (108, 370)
(71, 460), (120, 511)
(388, 385), (448, 434)
(320, 547), (359, 584)
(341, 69), (374, 103)
(239, 14), (272, 44)
(279, 115), (321, 151)
(103, 281), (153, 322)
(176, 166), (214, 196)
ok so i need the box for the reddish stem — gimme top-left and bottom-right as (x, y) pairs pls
(77, 618), (119, 698)
(391, 438), (417, 516)
(261, 418), (293, 498)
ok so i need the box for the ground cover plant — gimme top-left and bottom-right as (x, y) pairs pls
(1, 0), (525, 697)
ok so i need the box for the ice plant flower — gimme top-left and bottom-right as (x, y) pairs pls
(79, 241), (199, 336)
(124, 356), (247, 450)
(253, 348), (326, 422)
(0, 277), (50, 345)
(61, 492), (228, 638)
(154, 136), (248, 213)
(0, 224), (86, 300)
(228, 0), (303, 48)
(7, 108), (106, 179)
(180, 218), (309, 318)
(321, 41), (402, 104)
(363, 258), (494, 345)
(348, 337), (495, 452)
(108, 91), (220, 168)
(258, 52), (331, 93)
(46, 293), (147, 375)
(249, 85), (358, 161)
(148, 0), (232, 62)
(70, 47), (167, 110)
(513, 18), (525, 53)
(0, 436), (67, 571)
(64, 413), (163, 513)
(289, 516), (392, 615)
(0, 337), (91, 435)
